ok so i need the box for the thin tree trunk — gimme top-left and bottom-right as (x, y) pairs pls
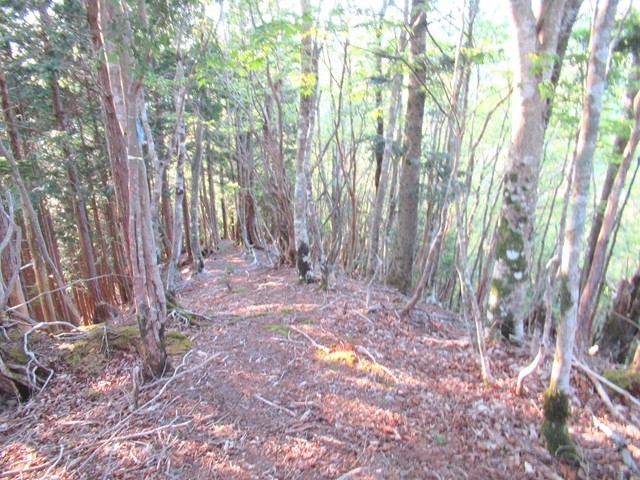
(366, 4), (408, 279)
(167, 49), (187, 293)
(0, 192), (28, 320)
(0, 69), (56, 323)
(578, 90), (640, 349)
(190, 119), (205, 275)
(545, 0), (618, 461)
(294, 0), (318, 283)
(41, 7), (102, 313)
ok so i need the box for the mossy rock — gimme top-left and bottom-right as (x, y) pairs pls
(602, 368), (640, 397)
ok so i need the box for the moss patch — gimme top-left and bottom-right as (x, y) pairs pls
(62, 325), (190, 368)
(541, 388), (579, 462)
(165, 330), (191, 355)
(603, 368), (640, 397)
(263, 323), (291, 337)
(558, 274), (572, 316)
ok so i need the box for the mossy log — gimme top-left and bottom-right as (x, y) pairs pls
(0, 323), (190, 399)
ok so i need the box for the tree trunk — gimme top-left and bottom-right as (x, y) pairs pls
(578, 52), (640, 346)
(0, 192), (28, 320)
(366, 4), (408, 279)
(0, 69), (55, 323)
(87, 0), (168, 378)
(190, 119), (205, 275)
(385, 0), (427, 294)
(294, 0), (318, 283)
(207, 152), (221, 247)
(599, 262), (640, 364)
(544, 0), (618, 461)
(489, 0), (577, 340)
(85, 0), (133, 301)
(167, 49), (187, 293)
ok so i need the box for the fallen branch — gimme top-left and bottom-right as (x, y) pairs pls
(355, 345), (399, 384)
(593, 414), (640, 474)
(582, 366), (625, 421)
(573, 358), (640, 411)
(254, 393), (297, 417)
(290, 325), (330, 353)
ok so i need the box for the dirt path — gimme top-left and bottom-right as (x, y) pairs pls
(0, 242), (638, 479)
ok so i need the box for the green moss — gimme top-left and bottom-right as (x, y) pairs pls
(165, 331), (191, 355)
(62, 325), (190, 367)
(263, 323), (291, 337)
(278, 307), (296, 314)
(491, 218), (529, 340)
(558, 274), (572, 316)
(110, 325), (140, 350)
(6, 343), (28, 364)
(602, 368), (640, 396)
(541, 388), (579, 462)
(62, 340), (92, 366)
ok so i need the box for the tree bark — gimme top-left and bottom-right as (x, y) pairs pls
(167, 49), (188, 293)
(190, 118), (205, 275)
(489, 0), (578, 340)
(385, 0), (427, 294)
(545, 0), (618, 461)
(0, 192), (28, 321)
(294, 0), (318, 283)
(40, 6), (103, 315)
(579, 52), (639, 345)
(86, 0), (168, 378)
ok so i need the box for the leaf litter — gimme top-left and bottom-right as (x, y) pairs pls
(1, 242), (638, 479)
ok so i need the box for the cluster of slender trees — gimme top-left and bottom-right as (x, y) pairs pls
(0, 0), (639, 462)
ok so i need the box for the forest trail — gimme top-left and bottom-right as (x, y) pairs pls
(0, 243), (637, 479)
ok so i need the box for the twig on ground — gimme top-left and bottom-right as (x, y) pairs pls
(593, 414), (640, 473)
(290, 325), (330, 353)
(254, 393), (297, 417)
(348, 309), (374, 324)
(355, 345), (399, 384)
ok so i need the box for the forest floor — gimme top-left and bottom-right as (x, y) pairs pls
(1, 241), (639, 479)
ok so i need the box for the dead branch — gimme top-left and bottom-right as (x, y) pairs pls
(582, 366), (625, 421)
(573, 358), (640, 411)
(254, 393), (297, 417)
(290, 325), (330, 353)
(355, 345), (399, 384)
